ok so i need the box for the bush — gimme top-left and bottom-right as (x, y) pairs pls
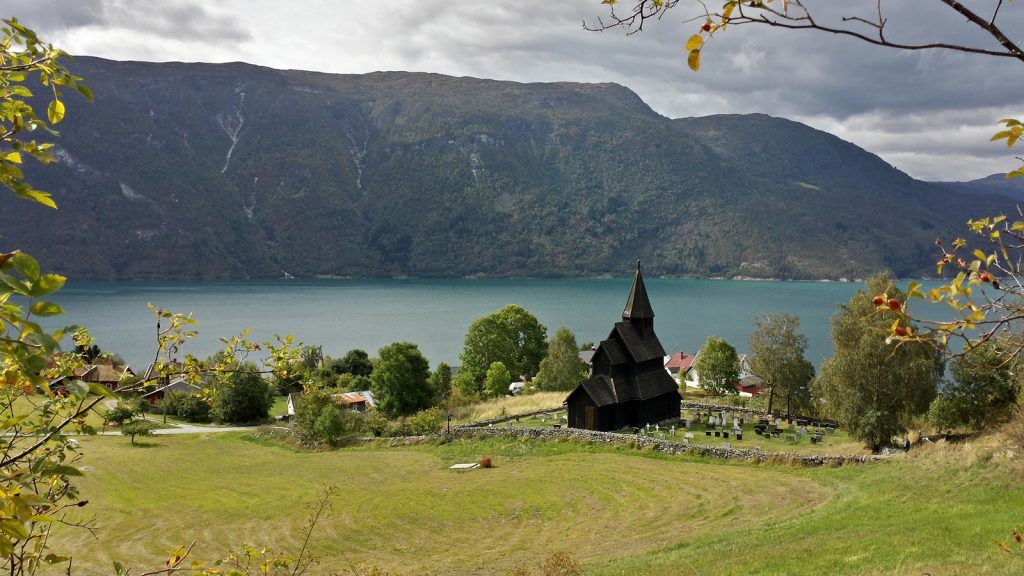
(157, 391), (184, 417)
(1003, 408), (1024, 452)
(178, 394), (212, 423)
(364, 410), (389, 437)
(294, 389), (363, 445)
(406, 407), (443, 436)
(212, 364), (274, 424)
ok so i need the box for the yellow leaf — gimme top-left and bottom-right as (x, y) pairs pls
(687, 49), (701, 71)
(723, 2), (736, 22)
(47, 99), (65, 125)
(3, 152), (21, 164)
(686, 35), (703, 51)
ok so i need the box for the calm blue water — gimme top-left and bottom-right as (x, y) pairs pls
(41, 277), (945, 371)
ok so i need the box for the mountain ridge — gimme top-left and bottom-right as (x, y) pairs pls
(2, 57), (1011, 280)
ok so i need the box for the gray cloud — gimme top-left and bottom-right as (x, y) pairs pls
(6, 0), (250, 44)
(2, 0), (1021, 180)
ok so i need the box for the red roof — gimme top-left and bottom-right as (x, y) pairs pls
(664, 352), (695, 374)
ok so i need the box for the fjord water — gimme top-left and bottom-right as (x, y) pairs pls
(47, 277), (877, 370)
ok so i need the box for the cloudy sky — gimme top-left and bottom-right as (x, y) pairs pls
(9, 0), (1024, 181)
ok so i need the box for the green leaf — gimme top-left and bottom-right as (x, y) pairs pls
(31, 274), (65, 297)
(45, 464), (83, 477)
(88, 382), (114, 398)
(0, 519), (29, 540)
(29, 301), (62, 317)
(23, 189), (57, 209)
(9, 252), (39, 282)
(67, 379), (88, 400)
(75, 83), (93, 101)
(47, 99), (64, 125)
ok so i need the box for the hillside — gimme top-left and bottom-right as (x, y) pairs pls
(3, 57), (1012, 280)
(933, 173), (1024, 199)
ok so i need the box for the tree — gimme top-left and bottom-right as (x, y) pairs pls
(340, 349), (373, 377)
(485, 361), (512, 398)
(121, 420), (158, 445)
(536, 327), (588, 391)
(370, 342), (433, 418)
(429, 361), (453, 402)
(591, 1), (1023, 74)
(814, 274), (943, 450)
(929, 341), (1020, 430)
(591, 0), (1024, 365)
(748, 314), (815, 417)
(459, 305), (547, 386)
(103, 404), (136, 428)
(695, 336), (740, 395)
(211, 363), (274, 423)
(0, 19), (305, 573)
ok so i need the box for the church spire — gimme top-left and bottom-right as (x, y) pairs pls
(622, 260), (654, 321)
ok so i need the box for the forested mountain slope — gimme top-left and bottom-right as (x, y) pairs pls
(3, 57), (1009, 279)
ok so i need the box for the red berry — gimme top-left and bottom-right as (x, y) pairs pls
(980, 272), (992, 282)
(702, 22), (711, 31)
(894, 326), (908, 337)
(888, 298), (901, 310)
(872, 295), (885, 307)
(1015, 531), (1022, 543)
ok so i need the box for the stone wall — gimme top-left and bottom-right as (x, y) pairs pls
(437, 426), (885, 467)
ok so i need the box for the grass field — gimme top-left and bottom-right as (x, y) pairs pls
(44, 431), (1024, 575)
(449, 392), (566, 424)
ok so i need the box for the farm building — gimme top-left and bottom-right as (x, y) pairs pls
(565, 262), (681, 431)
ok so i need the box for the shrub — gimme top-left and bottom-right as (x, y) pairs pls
(177, 394), (212, 423)
(156, 391), (184, 416)
(406, 407), (443, 436)
(478, 456), (493, 468)
(1004, 408), (1024, 452)
(294, 389), (363, 445)
(364, 410), (389, 437)
(211, 363), (274, 424)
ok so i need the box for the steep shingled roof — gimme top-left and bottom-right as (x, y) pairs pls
(621, 260), (654, 320)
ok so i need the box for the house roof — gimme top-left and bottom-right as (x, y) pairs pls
(141, 376), (197, 398)
(334, 392), (367, 405)
(621, 260), (654, 320)
(664, 352), (696, 373)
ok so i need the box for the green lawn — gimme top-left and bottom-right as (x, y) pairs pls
(44, 433), (1023, 575)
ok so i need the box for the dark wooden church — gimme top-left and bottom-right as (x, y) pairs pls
(566, 262), (681, 431)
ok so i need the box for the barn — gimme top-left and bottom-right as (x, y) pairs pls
(566, 262), (681, 431)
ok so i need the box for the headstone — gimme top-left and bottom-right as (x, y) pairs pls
(785, 435), (796, 444)
(684, 432), (694, 439)
(736, 432), (743, 441)
(723, 431), (729, 439)
(825, 426), (836, 434)
(706, 430), (712, 437)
